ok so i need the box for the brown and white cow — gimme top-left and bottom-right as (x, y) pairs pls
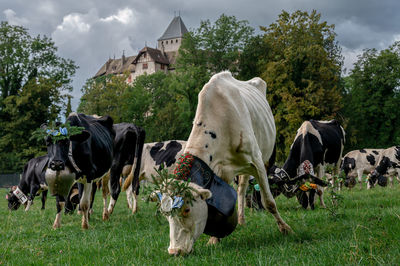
(342, 149), (383, 189)
(157, 71), (291, 256)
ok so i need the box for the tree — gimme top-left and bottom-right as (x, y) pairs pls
(175, 14), (255, 119)
(342, 42), (400, 150)
(0, 21), (78, 173)
(259, 10), (343, 160)
(79, 73), (129, 123)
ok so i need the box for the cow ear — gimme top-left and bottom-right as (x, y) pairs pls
(96, 116), (114, 131)
(197, 188), (212, 200)
(70, 130), (91, 143)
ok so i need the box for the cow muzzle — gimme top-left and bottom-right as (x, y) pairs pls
(49, 160), (65, 171)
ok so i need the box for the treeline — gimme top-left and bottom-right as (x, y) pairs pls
(1, 10), (400, 173)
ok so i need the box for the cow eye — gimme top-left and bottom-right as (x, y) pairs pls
(182, 208), (190, 217)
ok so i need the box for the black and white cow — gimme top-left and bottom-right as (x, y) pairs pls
(270, 120), (345, 210)
(45, 113), (115, 229)
(341, 149), (383, 189)
(6, 155), (49, 211)
(121, 140), (187, 212)
(103, 122), (145, 219)
(368, 146), (400, 188)
(156, 71), (291, 256)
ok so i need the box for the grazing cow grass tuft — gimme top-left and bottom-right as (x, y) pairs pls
(1, 185), (400, 264)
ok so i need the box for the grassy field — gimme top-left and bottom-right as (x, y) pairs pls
(1, 185), (400, 265)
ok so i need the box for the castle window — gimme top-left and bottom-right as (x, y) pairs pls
(161, 64), (165, 70)
(176, 39), (178, 43)
(143, 53), (146, 58)
(166, 40), (168, 44)
(143, 63), (148, 69)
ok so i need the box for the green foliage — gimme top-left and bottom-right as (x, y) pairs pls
(0, 22), (77, 173)
(31, 121), (84, 144)
(78, 73), (129, 123)
(259, 10), (343, 160)
(177, 14), (255, 75)
(342, 42), (400, 150)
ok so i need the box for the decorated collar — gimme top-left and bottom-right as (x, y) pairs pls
(298, 160), (314, 176)
(299, 182), (317, 191)
(68, 141), (82, 174)
(174, 153), (195, 181)
(13, 186), (28, 204)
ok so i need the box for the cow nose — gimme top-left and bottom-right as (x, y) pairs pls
(50, 160), (65, 171)
(168, 248), (183, 256)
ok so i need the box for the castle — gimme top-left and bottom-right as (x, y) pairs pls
(93, 15), (188, 82)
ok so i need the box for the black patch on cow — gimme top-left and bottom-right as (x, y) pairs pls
(359, 149), (367, 153)
(205, 144), (208, 148)
(342, 157), (356, 174)
(197, 122), (202, 126)
(372, 150), (379, 155)
(395, 147), (400, 162)
(150, 141), (183, 168)
(210, 155), (213, 162)
(366, 154), (376, 166)
(209, 131), (217, 139)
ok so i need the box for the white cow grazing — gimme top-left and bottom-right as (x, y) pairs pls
(161, 71), (291, 256)
(341, 149), (383, 189)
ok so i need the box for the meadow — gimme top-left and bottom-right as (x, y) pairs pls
(1, 185), (399, 265)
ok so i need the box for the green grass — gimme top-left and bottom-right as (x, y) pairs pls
(1, 185), (400, 265)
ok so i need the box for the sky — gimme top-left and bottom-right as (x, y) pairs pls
(1, 0), (400, 111)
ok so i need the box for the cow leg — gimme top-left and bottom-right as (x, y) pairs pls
(102, 172), (110, 220)
(309, 189), (316, 210)
(41, 190), (48, 210)
(316, 166), (326, 208)
(389, 174), (394, 187)
(253, 160), (292, 234)
(89, 182), (97, 216)
(237, 175), (249, 225)
(357, 170), (364, 189)
(80, 181), (92, 230)
(53, 196), (65, 229)
(126, 184), (133, 210)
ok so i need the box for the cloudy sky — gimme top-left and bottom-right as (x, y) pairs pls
(1, 0), (400, 110)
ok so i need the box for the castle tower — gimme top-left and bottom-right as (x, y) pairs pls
(158, 15), (188, 53)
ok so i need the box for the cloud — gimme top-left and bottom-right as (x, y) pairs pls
(100, 8), (136, 24)
(3, 9), (29, 26)
(56, 13), (91, 33)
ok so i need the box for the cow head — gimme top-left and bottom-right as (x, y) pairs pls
(6, 186), (21, 210)
(368, 157), (390, 187)
(154, 182), (212, 256)
(43, 123), (91, 196)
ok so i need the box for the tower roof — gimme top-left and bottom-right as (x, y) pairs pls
(158, 16), (188, 41)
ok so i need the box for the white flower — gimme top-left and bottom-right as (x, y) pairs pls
(160, 194), (173, 213)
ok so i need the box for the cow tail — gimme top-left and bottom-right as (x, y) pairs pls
(122, 172), (133, 192)
(266, 144), (277, 176)
(132, 128), (146, 196)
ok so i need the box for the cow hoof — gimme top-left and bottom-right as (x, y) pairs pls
(102, 211), (109, 221)
(207, 237), (220, 245)
(278, 222), (292, 234)
(82, 223), (89, 230)
(52, 223), (60, 230)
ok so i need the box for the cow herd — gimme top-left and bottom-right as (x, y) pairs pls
(5, 71), (400, 256)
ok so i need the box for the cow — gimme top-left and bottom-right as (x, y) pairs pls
(120, 140), (187, 212)
(44, 113), (115, 229)
(6, 155), (49, 211)
(269, 120), (345, 210)
(154, 71), (291, 256)
(341, 149), (383, 189)
(368, 146), (400, 188)
(102, 123), (145, 220)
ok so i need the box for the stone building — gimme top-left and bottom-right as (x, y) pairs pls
(93, 15), (188, 82)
